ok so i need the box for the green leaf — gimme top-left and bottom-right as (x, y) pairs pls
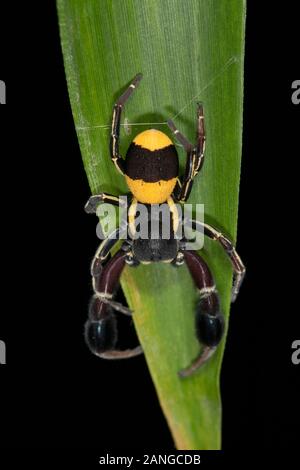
(57, 0), (246, 450)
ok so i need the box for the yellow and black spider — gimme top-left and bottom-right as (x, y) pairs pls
(84, 74), (245, 377)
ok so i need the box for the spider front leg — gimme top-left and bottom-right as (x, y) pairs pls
(110, 73), (143, 175)
(85, 249), (143, 359)
(179, 250), (224, 378)
(84, 193), (129, 214)
(168, 103), (205, 202)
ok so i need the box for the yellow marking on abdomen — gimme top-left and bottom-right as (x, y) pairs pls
(125, 176), (177, 204)
(133, 129), (173, 151)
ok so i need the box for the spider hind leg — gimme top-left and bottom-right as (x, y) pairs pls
(179, 250), (224, 378)
(85, 249), (143, 359)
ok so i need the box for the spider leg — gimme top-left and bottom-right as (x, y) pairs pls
(84, 193), (129, 214)
(167, 103), (205, 202)
(179, 250), (224, 378)
(185, 219), (245, 302)
(85, 249), (143, 359)
(90, 226), (127, 277)
(110, 73), (143, 175)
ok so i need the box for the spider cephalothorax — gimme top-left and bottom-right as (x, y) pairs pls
(84, 74), (245, 377)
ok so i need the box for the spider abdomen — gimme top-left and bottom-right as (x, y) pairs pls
(125, 129), (179, 203)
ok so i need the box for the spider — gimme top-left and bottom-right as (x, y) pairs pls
(84, 74), (245, 377)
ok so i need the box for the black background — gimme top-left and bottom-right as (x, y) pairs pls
(0, 0), (299, 460)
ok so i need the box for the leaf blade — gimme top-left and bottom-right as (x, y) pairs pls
(57, 0), (246, 449)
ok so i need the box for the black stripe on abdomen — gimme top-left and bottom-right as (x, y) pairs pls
(125, 143), (179, 182)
